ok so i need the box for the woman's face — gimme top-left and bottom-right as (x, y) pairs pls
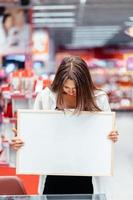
(63, 79), (76, 96)
(5, 16), (13, 30)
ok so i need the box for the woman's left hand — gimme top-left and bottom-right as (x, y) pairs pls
(108, 131), (119, 143)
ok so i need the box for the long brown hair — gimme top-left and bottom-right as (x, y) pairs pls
(51, 56), (101, 112)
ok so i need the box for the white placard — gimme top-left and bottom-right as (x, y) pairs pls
(16, 110), (115, 176)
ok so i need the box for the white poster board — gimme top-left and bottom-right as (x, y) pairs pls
(16, 110), (115, 176)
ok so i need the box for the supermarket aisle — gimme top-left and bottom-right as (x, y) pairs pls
(111, 111), (133, 200)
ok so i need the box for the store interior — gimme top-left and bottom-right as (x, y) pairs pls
(0, 0), (133, 199)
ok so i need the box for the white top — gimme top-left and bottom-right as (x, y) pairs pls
(34, 87), (111, 112)
(10, 87), (111, 195)
(34, 87), (111, 194)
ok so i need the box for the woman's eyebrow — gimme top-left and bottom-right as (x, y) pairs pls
(64, 85), (76, 88)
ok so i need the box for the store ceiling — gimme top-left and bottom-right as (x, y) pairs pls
(31, 0), (133, 49)
(3, 0), (133, 49)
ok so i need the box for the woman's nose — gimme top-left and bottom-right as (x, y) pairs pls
(69, 88), (73, 93)
(69, 89), (75, 95)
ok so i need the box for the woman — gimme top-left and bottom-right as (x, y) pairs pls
(0, 13), (14, 51)
(11, 56), (118, 196)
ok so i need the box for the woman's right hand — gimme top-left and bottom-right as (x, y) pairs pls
(10, 128), (24, 150)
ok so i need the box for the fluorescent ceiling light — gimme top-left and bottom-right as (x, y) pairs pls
(75, 29), (120, 32)
(73, 39), (109, 43)
(33, 5), (76, 10)
(72, 29), (119, 46)
(125, 27), (133, 37)
(68, 42), (106, 47)
(33, 18), (75, 23)
(80, 0), (87, 4)
(72, 42), (106, 45)
(125, 21), (133, 26)
(74, 33), (118, 39)
(129, 16), (133, 21)
(74, 35), (113, 38)
(33, 23), (75, 28)
(75, 26), (120, 31)
(33, 12), (75, 17)
(74, 35), (116, 38)
(74, 31), (119, 34)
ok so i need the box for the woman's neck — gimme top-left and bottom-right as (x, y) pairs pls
(63, 94), (76, 108)
(57, 93), (76, 109)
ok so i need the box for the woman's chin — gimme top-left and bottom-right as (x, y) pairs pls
(68, 93), (76, 96)
(63, 92), (76, 96)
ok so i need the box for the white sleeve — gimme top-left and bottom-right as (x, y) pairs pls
(96, 93), (111, 112)
(33, 88), (52, 110)
(33, 91), (43, 110)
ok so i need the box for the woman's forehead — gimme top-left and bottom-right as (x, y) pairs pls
(64, 79), (75, 86)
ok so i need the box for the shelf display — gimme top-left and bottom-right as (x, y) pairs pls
(0, 8), (31, 55)
(91, 69), (133, 110)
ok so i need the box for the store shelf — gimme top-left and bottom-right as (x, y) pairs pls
(3, 117), (17, 124)
(112, 106), (133, 111)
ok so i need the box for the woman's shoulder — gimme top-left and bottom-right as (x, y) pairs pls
(39, 87), (53, 96)
(38, 87), (57, 101)
(94, 89), (107, 97)
(94, 89), (111, 111)
(34, 87), (56, 110)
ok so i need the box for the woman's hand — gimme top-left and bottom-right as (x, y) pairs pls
(108, 130), (119, 143)
(10, 128), (24, 150)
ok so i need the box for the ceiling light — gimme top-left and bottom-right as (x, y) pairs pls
(80, 0), (87, 4)
(125, 21), (133, 26)
(67, 41), (106, 48)
(33, 12), (75, 17)
(125, 27), (133, 37)
(75, 25), (120, 31)
(33, 5), (76, 10)
(33, 18), (75, 23)
(33, 23), (75, 28)
(129, 16), (133, 21)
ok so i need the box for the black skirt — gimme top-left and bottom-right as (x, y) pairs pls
(43, 175), (93, 194)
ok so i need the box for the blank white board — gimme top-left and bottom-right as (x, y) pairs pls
(16, 110), (115, 176)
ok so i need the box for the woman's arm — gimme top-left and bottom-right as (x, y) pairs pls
(10, 88), (53, 151)
(96, 92), (119, 143)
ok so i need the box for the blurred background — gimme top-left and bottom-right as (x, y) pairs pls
(0, 0), (132, 112)
(0, 0), (133, 198)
